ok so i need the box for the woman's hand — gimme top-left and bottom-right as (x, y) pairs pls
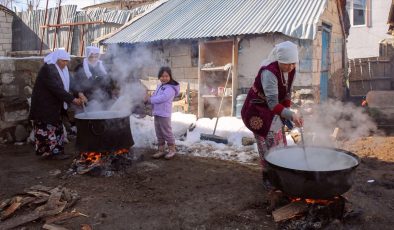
(292, 113), (304, 127)
(78, 92), (88, 104)
(144, 94), (150, 104)
(72, 98), (83, 106)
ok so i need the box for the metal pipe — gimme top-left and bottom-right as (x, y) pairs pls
(40, 20), (105, 28)
(52, 0), (62, 50)
(39, 0), (49, 55)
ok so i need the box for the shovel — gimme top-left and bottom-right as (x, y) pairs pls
(200, 64), (232, 144)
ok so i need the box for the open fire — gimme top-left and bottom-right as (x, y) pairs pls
(71, 148), (134, 176)
(268, 190), (353, 229)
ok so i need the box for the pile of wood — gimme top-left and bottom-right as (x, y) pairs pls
(0, 185), (86, 230)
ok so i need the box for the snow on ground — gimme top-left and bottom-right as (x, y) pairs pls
(130, 112), (295, 164)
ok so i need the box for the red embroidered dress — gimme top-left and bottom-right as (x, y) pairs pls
(241, 61), (295, 137)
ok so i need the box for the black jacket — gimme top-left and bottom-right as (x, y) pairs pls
(29, 63), (76, 124)
(73, 63), (112, 101)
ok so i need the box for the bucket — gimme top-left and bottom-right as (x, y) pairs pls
(236, 94), (247, 118)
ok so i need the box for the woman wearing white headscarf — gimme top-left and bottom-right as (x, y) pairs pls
(29, 49), (84, 160)
(74, 46), (111, 102)
(241, 41), (303, 188)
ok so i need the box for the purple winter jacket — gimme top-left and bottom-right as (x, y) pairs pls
(149, 82), (180, 118)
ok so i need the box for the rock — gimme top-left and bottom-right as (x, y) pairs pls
(23, 86), (33, 96)
(15, 124), (29, 142)
(242, 137), (255, 146)
(0, 73), (15, 84)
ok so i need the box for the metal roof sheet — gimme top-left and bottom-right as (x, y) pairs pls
(104, 0), (328, 44)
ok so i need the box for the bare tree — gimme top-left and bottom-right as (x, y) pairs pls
(0, 0), (20, 9)
(25, 0), (42, 10)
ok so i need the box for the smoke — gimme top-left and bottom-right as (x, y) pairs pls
(302, 99), (378, 146)
(84, 44), (159, 113)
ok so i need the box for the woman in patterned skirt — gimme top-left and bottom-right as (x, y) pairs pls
(241, 41), (303, 187)
(29, 49), (85, 159)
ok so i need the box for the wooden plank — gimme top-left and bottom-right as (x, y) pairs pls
(42, 223), (70, 230)
(0, 211), (42, 230)
(198, 40), (206, 118)
(0, 202), (22, 220)
(45, 211), (84, 224)
(272, 201), (308, 222)
(232, 36), (239, 117)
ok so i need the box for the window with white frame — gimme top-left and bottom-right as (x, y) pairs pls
(346, 0), (371, 27)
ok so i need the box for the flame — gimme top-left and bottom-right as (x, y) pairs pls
(114, 148), (129, 155)
(291, 196), (340, 205)
(79, 149), (129, 164)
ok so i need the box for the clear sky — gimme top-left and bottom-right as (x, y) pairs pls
(14, 0), (105, 11)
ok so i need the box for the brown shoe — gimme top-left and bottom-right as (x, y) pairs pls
(164, 145), (176, 160)
(152, 145), (166, 159)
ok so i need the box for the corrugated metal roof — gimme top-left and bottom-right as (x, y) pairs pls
(104, 0), (328, 44)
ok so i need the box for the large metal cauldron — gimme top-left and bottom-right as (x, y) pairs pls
(264, 146), (360, 199)
(74, 111), (134, 152)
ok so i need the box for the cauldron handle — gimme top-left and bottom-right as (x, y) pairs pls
(88, 121), (107, 136)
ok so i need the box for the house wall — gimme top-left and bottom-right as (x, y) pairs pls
(0, 10), (13, 56)
(237, 35), (314, 92)
(237, 0), (346, 102)
(316, 0), (347, 100)
(346, 0), (392, 58)
(141, 41), (199, 91)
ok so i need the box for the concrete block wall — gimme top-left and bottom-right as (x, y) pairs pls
(0, 11), (13, 57)
(142, 41), (199, 91)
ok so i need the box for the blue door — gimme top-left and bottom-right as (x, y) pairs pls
(320, 25), (331, 102)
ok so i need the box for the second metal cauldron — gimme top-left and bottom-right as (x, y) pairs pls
(74, 111), (134, 152)
(264, 146), (360, 199)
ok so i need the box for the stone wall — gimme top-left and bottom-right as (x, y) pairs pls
(0, 57), (82, 143)
(0, 10), (13, 56)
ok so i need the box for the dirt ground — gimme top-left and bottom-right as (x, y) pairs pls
(0, 135), (393, 230)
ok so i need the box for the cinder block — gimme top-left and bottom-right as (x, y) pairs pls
(171, 55), (191, 68)
(169, 44), (190, 57)
(183, 67), (198, 80)
(171, 67), (185, 79)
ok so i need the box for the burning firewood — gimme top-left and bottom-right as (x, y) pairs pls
(272, 200), (308, 222)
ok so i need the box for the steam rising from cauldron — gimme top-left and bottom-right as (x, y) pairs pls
(301, 99), (378, 146)
(82, 44), (158, 114)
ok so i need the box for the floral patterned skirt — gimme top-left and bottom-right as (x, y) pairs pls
(255, 126), (287, 169)
(33, 121), (65, 157)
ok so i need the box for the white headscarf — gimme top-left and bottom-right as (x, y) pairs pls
(83, 46), (107, 79)
(261, 41), (299, 66)
(44, 48), (71, 109)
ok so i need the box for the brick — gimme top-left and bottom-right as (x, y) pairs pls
(2, 33), (12, 39)
(6, 16), (13, 23)
(2, 43), (11, 50)
(183, 67), (198, 80)
(171, 67), (185, 79)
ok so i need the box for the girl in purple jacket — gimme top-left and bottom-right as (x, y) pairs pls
(145, 67), (180, 159)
